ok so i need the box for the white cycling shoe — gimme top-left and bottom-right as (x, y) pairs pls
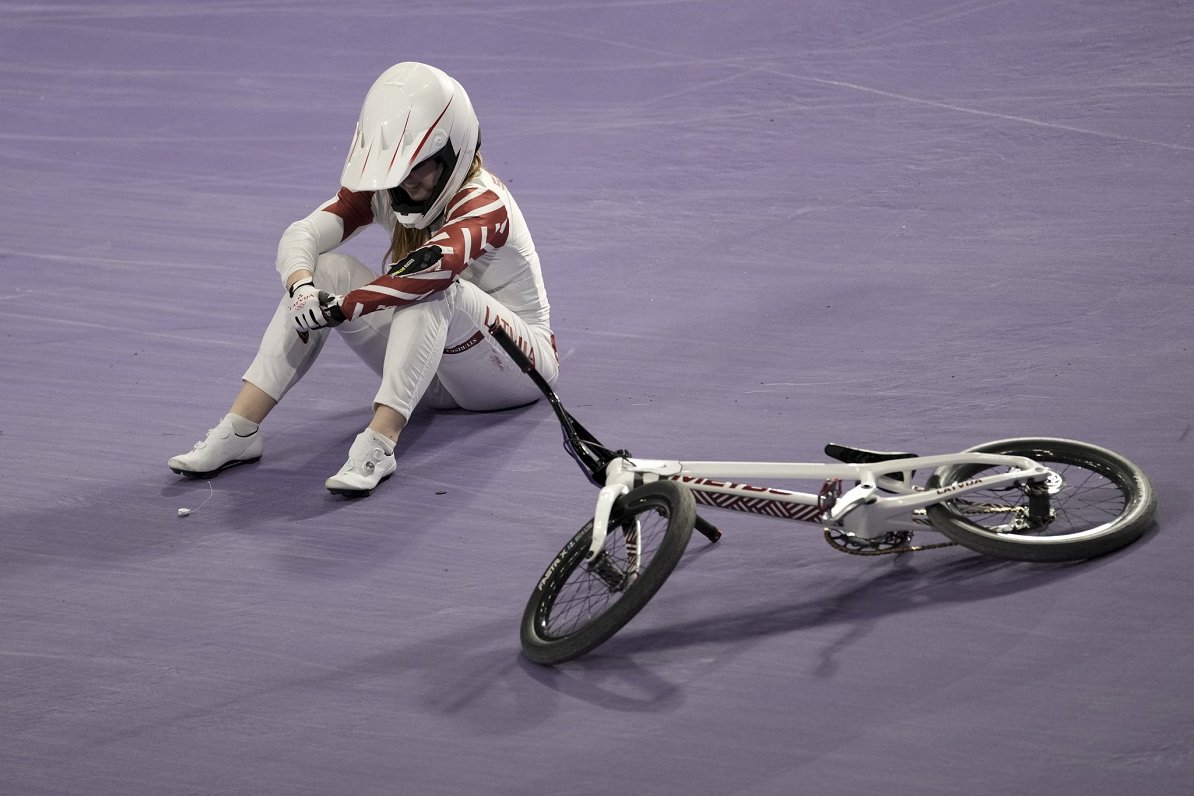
(169, 415), (262, 478)
(325, 429), (396, 497)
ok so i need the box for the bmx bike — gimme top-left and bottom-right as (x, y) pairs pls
(487, 326), (1157, 666)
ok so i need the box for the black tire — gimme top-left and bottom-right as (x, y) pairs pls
(925, 438), (1156, 562)
(520, 481), (696, 665)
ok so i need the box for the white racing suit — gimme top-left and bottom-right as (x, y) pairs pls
(244, 170), (558, 419)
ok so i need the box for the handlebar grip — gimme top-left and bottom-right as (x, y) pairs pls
(488, 323), (535, 373)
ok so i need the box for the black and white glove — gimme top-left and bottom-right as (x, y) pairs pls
(289, 280), (346, 336)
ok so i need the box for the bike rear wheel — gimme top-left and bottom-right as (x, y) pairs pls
(520, 481), (696, 665)
(925, 437), (1156, 562)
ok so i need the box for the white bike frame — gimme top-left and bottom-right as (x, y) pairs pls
(583, 453), (1053, 562)
(481, 324), (1056, 564)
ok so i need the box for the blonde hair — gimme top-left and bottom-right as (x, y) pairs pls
(385, 151), (485, 266)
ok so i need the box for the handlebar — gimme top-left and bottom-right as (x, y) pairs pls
(488, 322), (536, 373)
(486, 323), (721, 544)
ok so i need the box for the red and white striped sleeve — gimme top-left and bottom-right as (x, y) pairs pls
(322, 187), (375, 240)
(339, 183), (510, 320)
(276, 188), (376, 282)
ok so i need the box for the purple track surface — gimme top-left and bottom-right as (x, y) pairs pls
(2, 2), (1192, 794)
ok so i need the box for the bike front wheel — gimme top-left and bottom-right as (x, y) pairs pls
(520, 481), (696, 665)
(925, 437), (1156, 562)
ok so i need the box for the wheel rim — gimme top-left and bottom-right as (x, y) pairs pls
(534, 499), (673, 640)
(935, 449), (1137, 546)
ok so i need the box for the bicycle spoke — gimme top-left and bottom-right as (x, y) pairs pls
(537, 506), (673, 639)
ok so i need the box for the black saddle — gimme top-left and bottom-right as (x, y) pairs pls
(824, 443), (918, 466)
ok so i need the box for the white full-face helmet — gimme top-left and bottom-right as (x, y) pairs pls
(340, 62), (480, 229)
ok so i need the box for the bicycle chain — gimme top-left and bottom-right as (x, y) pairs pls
(818, 497), (1026, 556)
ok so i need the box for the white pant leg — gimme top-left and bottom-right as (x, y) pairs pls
(244, 252), (558, 419)
(374, 279), (558, 418)
(242, 253), (384, 400)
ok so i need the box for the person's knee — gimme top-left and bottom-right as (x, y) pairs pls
(313, 253), (372, 293)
